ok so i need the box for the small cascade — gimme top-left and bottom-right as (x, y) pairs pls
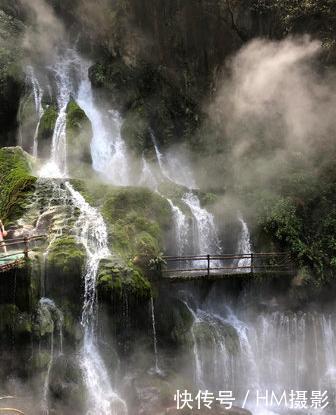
(236, 216), (252, 272)
(150, 130), (222, 258)
(139, 155), (158, 190)
(39, 50), (80, 178)
(182, 192), (222, 269)
(166, 199), (189, 257)
(66, 182), (127, 415)
(182, 302), (204, 387)
(149, 297), (162, 375)
(150, 129), (171, 182)
(26, 66), (45, 157)
(39, 298), (64, 415)
(185, 301), (336, 412)
(182, 192), (221, 256)
(76, 59), (129, 185)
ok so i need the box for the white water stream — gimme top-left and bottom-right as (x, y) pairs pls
(35, 48), (127, 415)
(236, 216), (252, 272)
(26, 66), (45, 157)
(186, 299), (336, 414)
(39, 298), (63, 415)
(76, 59), (129, 185)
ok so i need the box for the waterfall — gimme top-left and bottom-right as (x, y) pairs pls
(39, 51), (79, 178)
(33, 47), (127, 414)
(66, 182), (127, 415)
(166, 199), (189, 256)
(182, 192), (221, 256)
(186, 301), (336, 412)
(76, 59), (129, 185)
(149, 130), (171, 182)
(236, 216), (252, 272)
(150, 130), (222, 258)
(26, 66), (45, 157)
(139, 155), (158, 190)
(183, 302), (204, 387)
(39, 298), (64, 415)
(149, 297), (162, 375)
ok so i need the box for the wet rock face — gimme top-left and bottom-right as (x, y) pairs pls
(0, 5), (25, 147)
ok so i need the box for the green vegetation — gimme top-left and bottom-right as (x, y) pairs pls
(47, 235), (86, 276)
(38, 104), (58, 141)
(71, 179), (172, 297)
(72, 180), (172, 260)
(247, 153), (336, 281)
(98, 258), (151, 299)
(0, 147), (36, 225)
(66, 99), (93, 176)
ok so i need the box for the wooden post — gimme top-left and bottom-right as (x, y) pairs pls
(251, 253), (254, 274)
(23, 237), (29, 260)
(207, 254), (210, 276)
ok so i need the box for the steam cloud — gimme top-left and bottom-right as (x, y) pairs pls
(198, 37), (336, 196)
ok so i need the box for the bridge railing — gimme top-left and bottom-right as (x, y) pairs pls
(0, 235), (47, 262)
(161, 252), (294, 276)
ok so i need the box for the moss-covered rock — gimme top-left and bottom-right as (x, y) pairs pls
(48, 235), (86, 276)
(47, 235), (86, 305)
(0, 146), (36, 225)
(72, 180), (172, 261)
(98, 258), (151, 300)
(66, 99), (93, 177)
(37, 104), (57, 143)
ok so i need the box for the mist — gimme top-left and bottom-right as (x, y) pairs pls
(187, 37), (336, 229)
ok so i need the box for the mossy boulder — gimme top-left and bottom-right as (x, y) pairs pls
(37, 104), (58, 159)
(101, 186), (171, 260)
(98, 258), (152, 300)
(49, 354), (86, 415)
(71, 180), (172, 261)
(47, 235), (86, 305)
(66, 99), (93, 177)
(0, 146), (36, 225)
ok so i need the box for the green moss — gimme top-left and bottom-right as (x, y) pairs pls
(66, 99), (93, 176)
(38, 104), (58, 141)
(101, 186), (171, 259)
(0, 146), (36, 224)
(71, 180), (172, 261)
(48, 235), (86, 276)
(97, 258), (152, 299)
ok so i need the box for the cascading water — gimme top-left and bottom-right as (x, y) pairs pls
(183, 302), (205, 387)
(149, 297), (162, 375)
(166, 199), (189, 257)
(39, 51), (79, 178)
(66, 183), (127, 415)
(38, 298), (64, 415)
(182, 192), (221, 257)
(139, 155), (159, 190)
(26, 66), (45, 157)
(33, 47), (127, 414)
(236, 216), (252, 272)
(185, 296), (336, 414)
(150, 130), (222, 259)
(76, 59), (129, 185)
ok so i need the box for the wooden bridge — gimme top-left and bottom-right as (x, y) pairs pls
(161, 252), (295, 281)
(0, 235), (46, 273)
